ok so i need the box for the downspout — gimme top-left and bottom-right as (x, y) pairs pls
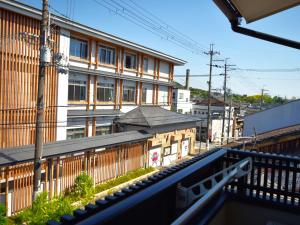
(231, 22), (300, 50)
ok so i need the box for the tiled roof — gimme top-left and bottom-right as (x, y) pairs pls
(0, 131), (152, 166)
(117, 106), (200, 127)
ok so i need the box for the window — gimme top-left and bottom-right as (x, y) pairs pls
(68, 78), (87, 101)
(67, 128), (85, 140)
(99, 45), (115, 65)
(143, 58), (149, 73)
(164, 147), (171, 156)
(97, 80), (115, 102)
(142, 87), (147, 103)
(178, 109), (183, 114)
(95, 126), (112, 136)
(123, 85), (136, 102)
(70, 37), (88, 59)
(125, 53), (136, 69)
(179, 93), (184, 99)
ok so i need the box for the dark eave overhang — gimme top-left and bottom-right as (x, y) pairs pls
(213, 0), (300, 50)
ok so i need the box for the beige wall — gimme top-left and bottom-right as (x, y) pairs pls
(147, 128), (196, 164)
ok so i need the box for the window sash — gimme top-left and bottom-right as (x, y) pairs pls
(97, 82), (115, 102)
(95, 126), (112, 136)
(143, 58), (149, 72)
(68, 79), (87, 101)
(70, 37), (88, 58)
(123, 86), (136, 102)
(125, 54), (136, 69)
(66, 128), (85, 140)
(99, 46), (116, 65)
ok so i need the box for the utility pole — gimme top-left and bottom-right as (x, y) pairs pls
(260, 87), (268, 110)
(185, 69), (190, 90)
(204, 44), (219, 150)
(227, 91), (232, 144)
(221, 59), (228, 145)
(33, 0), (51, 200)
(221, 59), (235, 145)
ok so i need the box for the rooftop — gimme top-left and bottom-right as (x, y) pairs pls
(117, 106), (200, 127)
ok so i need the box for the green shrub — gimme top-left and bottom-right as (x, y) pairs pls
(95, 167), (155, 193)
(71, 173), (94, 204)
(13, 192), (74, 225)
(0, 204), (8, 225)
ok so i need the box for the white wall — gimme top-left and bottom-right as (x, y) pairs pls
(158, 85), (168, 105)
(211, 119), (233, 143)
(159, 61), (170, 78)
(143, 83), (153, 104)
(173, 89), (192, 114)
(56, 29), (70, 141)
(147, 57), (155, 75)
(244, 100), (300, 136)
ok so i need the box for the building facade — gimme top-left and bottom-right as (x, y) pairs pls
(0, 0), (185, 148)
(192, 98), (235, 143)
(172, 88), (192, 114)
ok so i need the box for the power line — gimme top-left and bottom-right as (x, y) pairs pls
(92, 0), (207, 55)
(235, 68), (300, 72)
(127, 0), (207, 51)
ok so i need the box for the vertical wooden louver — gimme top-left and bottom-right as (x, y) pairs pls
(0, 9), (59, 148)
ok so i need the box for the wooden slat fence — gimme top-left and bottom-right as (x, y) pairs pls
(0, 142), (146, 215)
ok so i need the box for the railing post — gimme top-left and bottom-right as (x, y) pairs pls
(5, 167), (9, 216)
(48, 158), (53, 199)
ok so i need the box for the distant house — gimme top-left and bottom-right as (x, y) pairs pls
(192, 97), (235, 143)
(172, 88), (192, 114)
(243, 99), (300, 136)
(116, 106), (200, 167)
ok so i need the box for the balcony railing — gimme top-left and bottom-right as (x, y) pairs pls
(50, 148), (300, 225)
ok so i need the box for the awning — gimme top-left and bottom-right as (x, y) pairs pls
(230, 0), (300, 23)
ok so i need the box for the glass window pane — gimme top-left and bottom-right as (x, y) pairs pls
(100, 49), (106, 63)
(106, 50), (111, 64)
(68, 85), (74, 101)
(125, 55), (131, 69)
(80, 86), (86, 100)
(143, 58), (148, 72)
(74, 86), (80, 100)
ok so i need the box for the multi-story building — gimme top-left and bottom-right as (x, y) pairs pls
(0, 0), (185, 148)
(172, 88), (192, 114)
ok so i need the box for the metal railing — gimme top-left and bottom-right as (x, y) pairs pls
(225, 149), (300, 206)
(51, 148), (300, 225)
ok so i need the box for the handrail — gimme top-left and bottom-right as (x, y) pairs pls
(171, 157), (252, 225)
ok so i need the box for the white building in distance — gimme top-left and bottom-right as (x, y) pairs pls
(172, 88), (192, 114)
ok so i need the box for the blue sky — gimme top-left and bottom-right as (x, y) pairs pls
(22, 0), (300, 98)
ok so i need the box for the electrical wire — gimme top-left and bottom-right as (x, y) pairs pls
(92, 0), (207, 55)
